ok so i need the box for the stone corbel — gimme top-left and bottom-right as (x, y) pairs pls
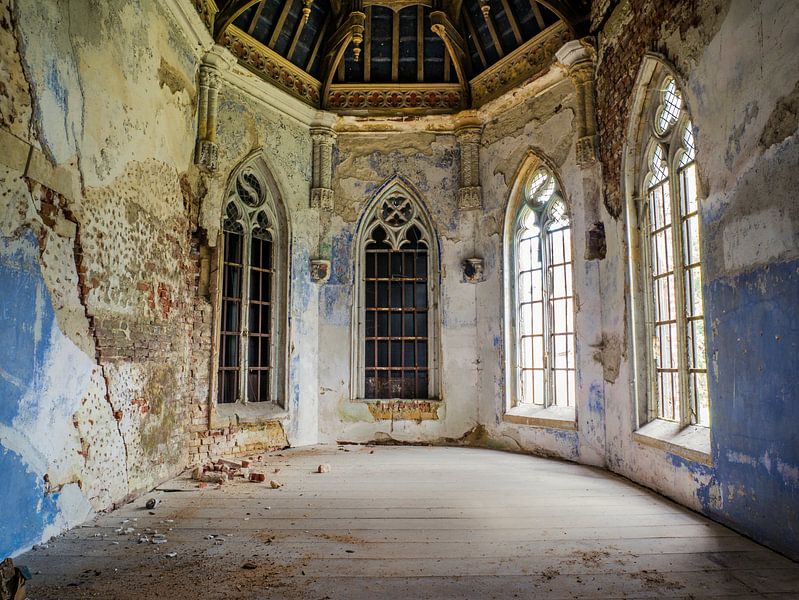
(556, 38), (598, 167)
(310, 121), (337, 210)
(455, 111), (483, 211)
(195, 46), (236, 173)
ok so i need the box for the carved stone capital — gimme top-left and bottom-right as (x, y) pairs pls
(195, 139), (218, 173)
(311, 126), (336, 144)
(310, 187), (335, 211)
(576, 135), (598, 167)
(199, 65), (221, 89)
(555, 38), (595, 72)
(458, 186), (482, 211)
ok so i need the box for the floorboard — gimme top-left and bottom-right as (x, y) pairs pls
(17, 445), (799, 599)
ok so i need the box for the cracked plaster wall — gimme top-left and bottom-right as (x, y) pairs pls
(0, 0), (205, 557)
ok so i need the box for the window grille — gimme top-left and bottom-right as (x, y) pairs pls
(355, 189), (438, 400)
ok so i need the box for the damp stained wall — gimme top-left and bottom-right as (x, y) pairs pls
(317, 126), (480, 443)
(0, 0), (207, 557)
(592, 0), (799, 559)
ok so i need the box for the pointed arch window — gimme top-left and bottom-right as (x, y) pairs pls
(513, 167), (575, 408)
(636, 73), (709, 427)
(216, 163), (286, 407)
(353, 186), (440, 400)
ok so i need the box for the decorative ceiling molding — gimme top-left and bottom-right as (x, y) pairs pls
(326, 83), (464, 114)
(470, 21), (572, 106)
(222, 25), (323, 106)
(189, 0), (587, 115)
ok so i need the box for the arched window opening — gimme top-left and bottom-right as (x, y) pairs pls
(216, 162), (284, 407)
(637, 72), (709, 427)
(353, 185), (439, 400)
(513, 167), (575, 408)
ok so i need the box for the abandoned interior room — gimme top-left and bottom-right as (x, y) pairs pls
(1, 0), (797, 597)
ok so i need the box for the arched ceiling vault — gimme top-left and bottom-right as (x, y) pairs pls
(194, 0), (590, 114)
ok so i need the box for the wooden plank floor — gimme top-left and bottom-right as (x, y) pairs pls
(18, 445), (799, 599)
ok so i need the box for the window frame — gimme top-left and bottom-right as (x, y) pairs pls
(502, 154), (577, 428)
(511, 168), (576, 409)
(209, 154), (290, 426)
(350, 178), (441, 402)
(623, 55), (711, 459)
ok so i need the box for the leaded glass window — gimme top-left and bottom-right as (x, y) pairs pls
(641, 75), (709, 426)
(514, 167), (575, 407)
(217, 166), (279, 405)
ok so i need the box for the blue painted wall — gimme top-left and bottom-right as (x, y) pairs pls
(0, 231), (74, 558)
(704, 258), (799, 558)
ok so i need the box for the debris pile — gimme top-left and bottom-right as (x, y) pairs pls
(190, 456), (280, 488)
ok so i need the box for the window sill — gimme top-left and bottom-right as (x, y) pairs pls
(354, 398), (442, 403)
(212, 402), (288, 429)
(503, 404), (577, 431)
(633, 419), (712, 466)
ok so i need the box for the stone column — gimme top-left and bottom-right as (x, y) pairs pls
(455, 111), (483, 211)
(310, 125), (336, 211)
(556, 39), (598, 167)
(195, 45), (236, 173)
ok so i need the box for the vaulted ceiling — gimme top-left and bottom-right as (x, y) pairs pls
(198, 0), (590, 113)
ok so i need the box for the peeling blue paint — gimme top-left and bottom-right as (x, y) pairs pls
(0, 231), (69, 557)
(45, 60), (68, 113)
(330, 229), (353, 285)
(0, 447), (62, 559)
(702, 258), (799, 558)
(0, 232), (55, 426)
(587, 382), (605, 417)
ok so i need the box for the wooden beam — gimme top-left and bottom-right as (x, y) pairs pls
(305, 18), (327, 70)
(365, 7), (372, 82)
(462, 9), (487, 68)
(484, 12), (505, 58)
(247, 0), (267, 35)
(391, 8), (400, 82)
(416, 5), (424, 82)
(430, 10), (470, 97)
(499, 0), (522, 44)
(286, 9), (305, 61)
(320, 10), (366, 105)
(268, 0), (293, 49)
(214, 0), (262, 41)
(529, 0), (546, 29)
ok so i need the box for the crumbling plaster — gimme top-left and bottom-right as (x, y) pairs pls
(0, 0), (211, 558)
(594, 0), (799, 558)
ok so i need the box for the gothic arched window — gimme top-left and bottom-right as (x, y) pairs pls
(215, 160), (286, 407)
(628, 64), (709, 428)
(511, 166), (575, 408)
(352, 182), (439, 400)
